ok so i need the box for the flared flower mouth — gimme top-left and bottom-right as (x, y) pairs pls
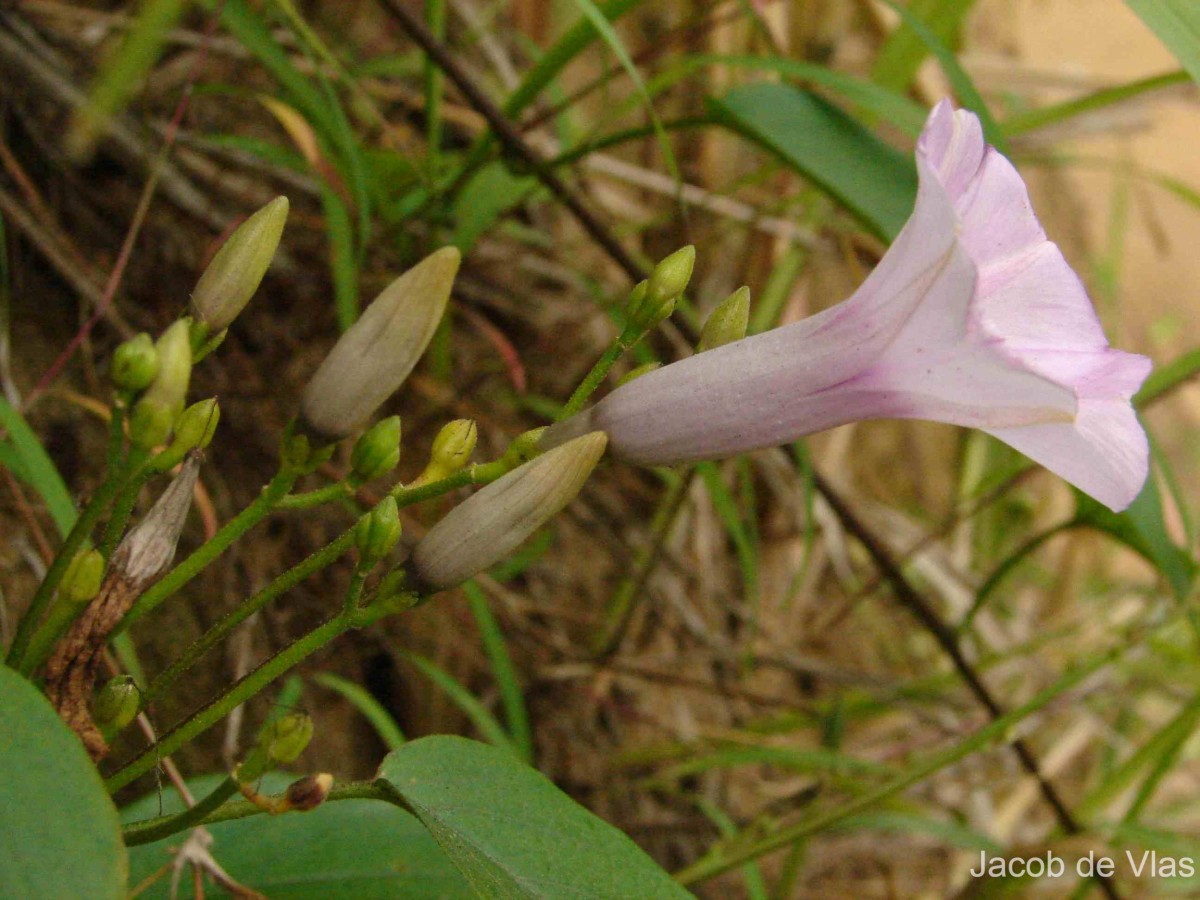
(544, 101), (1151, 512)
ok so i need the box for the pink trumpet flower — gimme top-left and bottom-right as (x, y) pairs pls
(547, 101), (1151, 512)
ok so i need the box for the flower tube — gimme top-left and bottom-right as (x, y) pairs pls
(545, 102), (1150, 512)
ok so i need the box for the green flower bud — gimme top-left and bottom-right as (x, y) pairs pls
(60, 548), (104, 604)
(647, 245), (695, 307)
(500, 427), (548, 468)
(111, 333), (159, 392)
(257, 712), (313, 765)
(431, 419), (477, 471)
(191, 197), (289, 332)
(623, 280), (649, 321)
(170, 398), (220, 454)
(93, 675), (141, 733)
(131, 320), (192, 448)
(300, 247), (460, 440)
(696, 286), (750, 352)
(616, 361), (662, 387)
(408, 432), (607, 592)
(355, 496), (402, 567)
(350, 416), (402, 482)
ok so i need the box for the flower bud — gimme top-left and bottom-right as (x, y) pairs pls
(408, 432), (607, 592)
(350, 416), (401, 482)
(169, 398), (220, 454)
(355, 496), (402, 567)
(111, 333), (158, 392)
(430, 419), (477, 474)
(93, 675), (141, 733)
(647, 245), (695, 307)
(257, 712), (314, 765)
(60, 548), (105, 604)
(696, 286), (750, 352)
(300, 247), (460, 440)
(131, 320), (192, 449)
(283, 773), (333, 812)
(616, 361), (662, 387)
(191, 197), (289, 332)
(623, 280), (649, 321)
(500, 427), (547, 468)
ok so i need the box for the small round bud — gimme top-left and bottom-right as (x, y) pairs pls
(646, 245), (695, 307)
(430, 419), (477, 474)
(170, 398), (220, 454)
(623, 280), (649, 321)
(93, 675), (141, 733)
(60, 548), (105, 604)
(111, 333), (159, 392)
(350, 416), (402, 482)
(355, 496), (402, 567)
(191, 196), (289, 332)
(284, 773), (334, 812)
(697, 286), (751, 352)
(616, 361), (662, 387)
(257, 712), (314, 765)
(500, 427), (548, 468)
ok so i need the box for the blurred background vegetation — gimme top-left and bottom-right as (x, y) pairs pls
(1, 0), (1198, 895)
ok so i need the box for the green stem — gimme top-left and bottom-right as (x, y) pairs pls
(123, 776), (240, 847)
(121, 781), (391, 843)
(97, 446), (153, 559)
(343, 570), (366, 616)
(276, 481), (352, 510)
(108, 613), (359, 793)
(557, 328), (637, 422)
(592, 470), (692, 656)
(117, 468), (297, 633)
(391, 459), (511, 507)
(7, 463), (128, 669)
(145, 530), (355, 702)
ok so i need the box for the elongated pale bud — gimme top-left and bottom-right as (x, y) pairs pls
(408, 432), (607, 592)
(616, 361), (661, 387)
(130, 320), (192, 449)
(351, 416), (401, 482)
(300, 248), (460, 440)
(110, 453), (200, 590)
(93, 675), (140, 733)
(191, 197), (289, 332)
(697, 286), (750, 352)
(168, 398), (220, 455)
(60, 548), (105, 604)
(355, 496), (402, 568)
(111, 333), (158, 393)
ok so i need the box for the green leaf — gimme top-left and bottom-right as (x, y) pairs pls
(1126, 0), (1200, 85)
(710, 84), (916, 241)
(872, 0), (977, 93)
(122, 773), (470, 898)
(377, 735), (690, 898)
(0, 664), (127, 899)
(1073, 475), (1195, 600)
(452, 161), (539, 251)
(0, 398), (77, 536)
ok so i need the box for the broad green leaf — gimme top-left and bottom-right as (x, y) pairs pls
(122, 773), (469, 898)
(1073, 475), (1195, 600)
(0, 398), (77, 536)
(0, 664), (126, 899)
(377, 735), (690, 898)
(1126, 0), (1200, 85)
(711, 84), (916, 241)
